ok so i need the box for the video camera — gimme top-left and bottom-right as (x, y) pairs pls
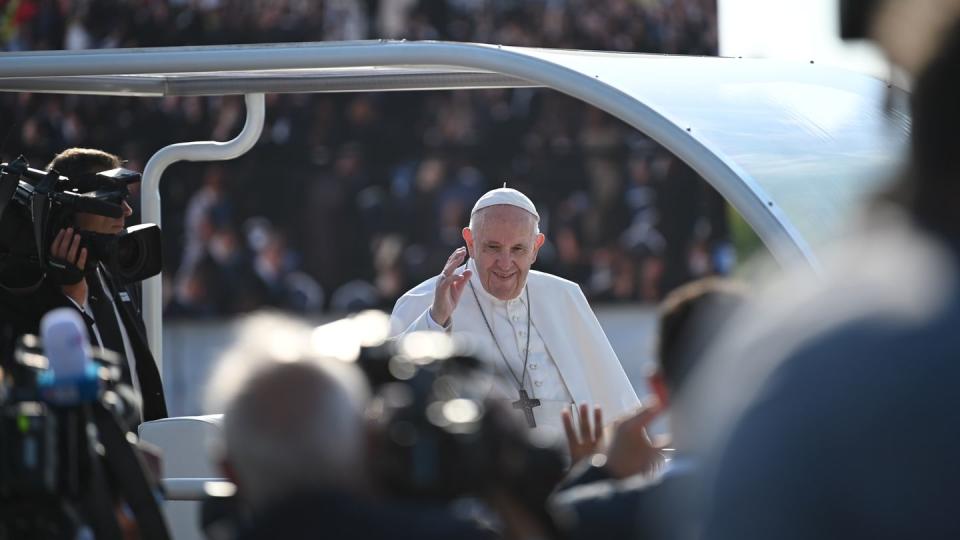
(359, 330), (565, 525)
(0, 156), (162, 292)
(0, 309), (170, 540)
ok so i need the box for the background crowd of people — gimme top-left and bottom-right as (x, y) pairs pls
(8, 2), (960, 540)
(0, 0), (729, 318)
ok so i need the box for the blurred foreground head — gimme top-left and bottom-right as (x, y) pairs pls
(690, 7), (960, 538)
(857, 0), (960, 76)
(904, 15), (960, 239)
(655, 277), (747, 404)
(209, 313), (371, 510)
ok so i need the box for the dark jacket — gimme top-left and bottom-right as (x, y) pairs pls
(550, 458), (698, 540)
(702, 227), (960, 539)
(0, 264), (167, 422)
(235, 490), (498, 540)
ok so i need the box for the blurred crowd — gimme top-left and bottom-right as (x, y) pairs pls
(0, 0), (728, 317)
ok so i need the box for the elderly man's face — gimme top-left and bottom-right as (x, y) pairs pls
(463, 205), (545, 301)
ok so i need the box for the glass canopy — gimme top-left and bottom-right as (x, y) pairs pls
(0, 41), (910, 262)
(517, 48), (910, 250)
(0, 41), (911, 355)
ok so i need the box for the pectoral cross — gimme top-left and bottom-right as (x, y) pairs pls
(512, 389), (541, 428)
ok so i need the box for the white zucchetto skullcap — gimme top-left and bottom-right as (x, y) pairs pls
(470, 187), (540, 221)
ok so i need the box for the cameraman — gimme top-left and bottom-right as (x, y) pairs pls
(0, 147), (167, 422)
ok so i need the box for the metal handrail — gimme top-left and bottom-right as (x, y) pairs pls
(140, 93), (266, 368)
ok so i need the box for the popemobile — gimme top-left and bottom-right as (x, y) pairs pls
(0, 40), (909, 539)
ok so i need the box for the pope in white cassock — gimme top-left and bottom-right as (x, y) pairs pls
(390, 187), (639, 435)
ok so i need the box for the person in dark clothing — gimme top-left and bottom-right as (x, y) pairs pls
(552, 278), (746, 540)
(698, 10), (960, 540)
(235, 490), (495, 540)
(0, 147), (167, 422)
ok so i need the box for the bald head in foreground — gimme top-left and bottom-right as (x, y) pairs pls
(390, 188), (639, 436)
(219, 359), (368, 510)
(210, 320), (496, 540)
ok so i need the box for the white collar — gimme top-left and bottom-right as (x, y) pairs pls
(467, 258), (528, 308)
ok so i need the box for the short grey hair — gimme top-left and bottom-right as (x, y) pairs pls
(221, 358), (368, 508)
(208, 313), (370, 508)
(468, 204), (541, 235)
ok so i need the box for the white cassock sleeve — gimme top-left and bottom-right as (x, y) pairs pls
(389, 275), (446, 337)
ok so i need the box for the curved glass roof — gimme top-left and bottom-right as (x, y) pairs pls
(0, 40), (911, 365)
(0, 41), (911, 261)
(517, 49), (911, 250)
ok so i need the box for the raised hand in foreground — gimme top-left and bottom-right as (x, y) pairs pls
(562, 403), (604, 465)
(562, 401), (665, 478)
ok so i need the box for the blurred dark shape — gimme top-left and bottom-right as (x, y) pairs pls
(361, 344), (563, 519)
(839, 0), (883, 39)
(695, 10), (960, 540)
(363, 332), (566, 537)
(0, 322), (169, 539)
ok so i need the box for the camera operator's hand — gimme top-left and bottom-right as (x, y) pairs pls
(49, 227), (89, 305)
(430, 247), (472, 327)
(562, 403), (604, 465)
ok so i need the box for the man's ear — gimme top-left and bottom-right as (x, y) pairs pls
(534, 233), (545, 249)
(531, 233), (546, 262)
(462, 227), (475, 257)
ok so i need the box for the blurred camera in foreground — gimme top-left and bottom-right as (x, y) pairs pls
(0, 308), (168, 539)
(208, 311), (564, 539)
(364, 329), (565, 506)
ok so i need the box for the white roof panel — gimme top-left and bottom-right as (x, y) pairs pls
(0, 40), (910, 265)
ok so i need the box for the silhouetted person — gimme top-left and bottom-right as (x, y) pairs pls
(551, 278), (746, 540)
(699, 11), (960, 540)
